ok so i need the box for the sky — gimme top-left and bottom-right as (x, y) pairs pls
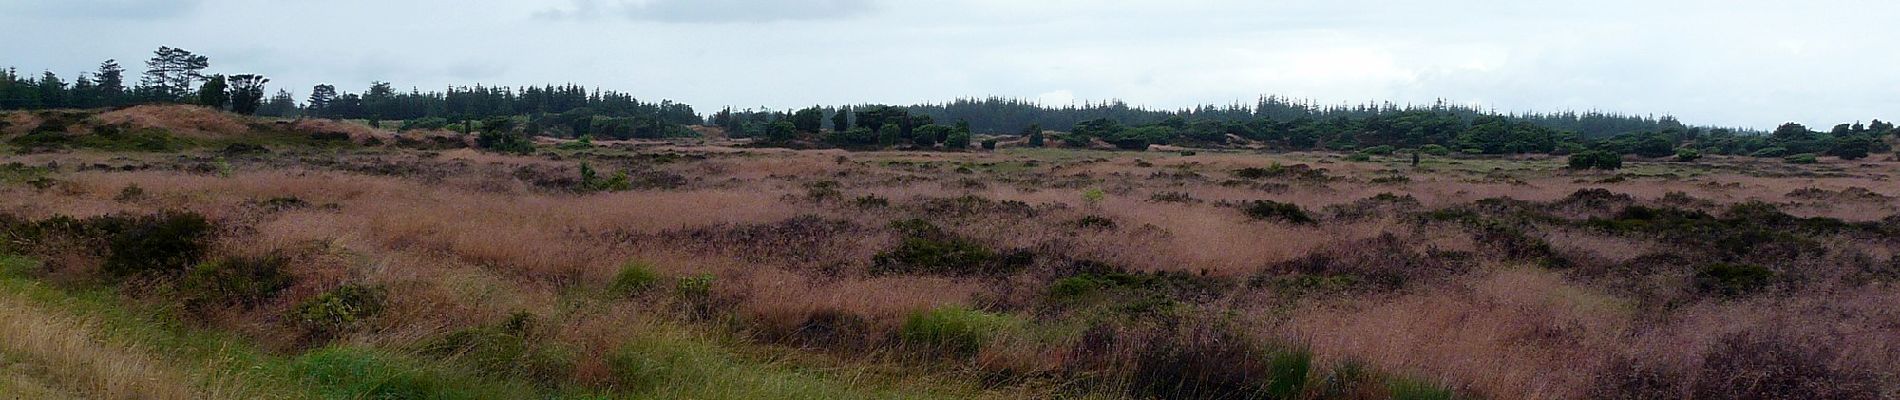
(2, 0), (1896, 129)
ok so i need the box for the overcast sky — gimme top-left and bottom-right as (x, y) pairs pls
(3, 0), (1896, 129)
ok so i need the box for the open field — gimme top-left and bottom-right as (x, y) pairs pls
(3, 106), (1899, 399)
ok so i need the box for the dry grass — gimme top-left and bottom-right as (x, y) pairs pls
(4, 135), (1899, 399)
(0, 294), (199, 400)
(93, 105), (249, 139)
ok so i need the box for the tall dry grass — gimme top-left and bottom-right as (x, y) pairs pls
(0, 294), (199, 400)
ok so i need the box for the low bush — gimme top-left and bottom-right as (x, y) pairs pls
(178, 254), (294, 311)
(1675, 148), (1702, 162)
(900, 305), (1015, 356)
(1567, 150), (1623, 170)
(102, 211), (215, 278)
(1784, 153), (1819, 164)
(610, 260), (662, 297)
(1419, 144), (1452, 156)
(1240, 200), (1315, 225)
(1694, 263), (1775, 297)
(1361, 145), (1397, 155)
(292, 284), (387, 335)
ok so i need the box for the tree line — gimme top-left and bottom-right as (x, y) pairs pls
(2, 47), (702, 140)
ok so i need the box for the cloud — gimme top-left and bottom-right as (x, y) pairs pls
(1, 0), (202, 20)
(537, 0), (876, 23)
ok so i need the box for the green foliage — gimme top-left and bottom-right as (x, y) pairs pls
(576, 162), (632, 193)
(824, 126), (876, 148)
(870, 219), (1030, 277)
(1695, 263), (1775, 297)
(1675, 147), (1702, 162)
(610, 260), (663, 296)
(178, 254), (293, 310)
(899, 306), (1015, 356)
(1081, 187), (1106, 207)
(1419, 144), (1451, 156)
(1360, 145), (1396, 155)
(676, 274), (716, 299)
(400, 117), (451, 131)
(292, 284), (387, 333)
(9, 125), (186, 152)
(789, 107), (825, 133)
(1241, 200), (1315, 224)
(419, 313), (575, 386)
(102, 211), (214, 278)
(980, 138), (997, 150)
(1389, 378), (1460, 400)
(1567, 150), (1623, 170)
(475, 117), (534, 154)
(1751, 147), (1789, 158)
(1828, 135), (1873, 160)
(1784, 153), (1818, 164)
(1025, 124), (1045, 147)
(766, 120), (796, 143)
(295, 347), (537, 400)
(944, 129), (972, 150)
(1343, 153), (1372, 162)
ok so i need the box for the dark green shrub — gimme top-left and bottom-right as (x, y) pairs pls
(1343, 153), (1372, 162)
(1069, 215), (1117, 230)
(1694, 263), (1774, 297)
(102, 211), (214, 278)
(1419, 144), (1451, 156)
(1360, 145), (1397, 155)
(292, 284), (387, 333)
(610, 260), (662, 296)
(675, 274), (715, 299)
(900, 305), (1014, 356)
(980, 139), (997, 150)
(220, 143), (270, 156)
(1567, 150), (1623, 170)
(1784, 153), (1818, 164)
(1675, 148), (1702, 162)
(178, 254), (293, 310)
(1241, 200), (1315, 224)
(1751, 147), (1789, 158)
(871, 237), (1007, 276)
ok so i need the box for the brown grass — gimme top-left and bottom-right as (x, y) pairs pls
(94, 105), (249, 139)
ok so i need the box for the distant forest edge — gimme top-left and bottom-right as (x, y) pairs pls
(4, 46), (1896, 160)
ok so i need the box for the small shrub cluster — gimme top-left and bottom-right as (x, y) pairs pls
(292, 284), (388, 336)
(178, 254), (294, 311)
(899, 305), (1016, 356)
(1239, 200), (1315, 225)
(870, 220), (1032, 277)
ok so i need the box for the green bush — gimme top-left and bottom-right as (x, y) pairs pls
(1567, 150), (1623, 170)
(296, 347), (535, 399)
(1343, 153), (1372, 162)
(900, 306), (1015, 355)
(675, 274), (715, 299)
(178, 254), (294, 310)
(610, 260), (662, 296)
(1695, 263), (1775, 297)
(980, 139), (998, 150)
(292, 284), (387, 333)
(1784, 153), (1818, 164)
(1675, 148), (1702, 162)
(1361, 145), (1397, 155)
(1419, 144), (1452, 156)
(1241, 200), (1316, 224)
(102, 211), (215, 278)
(1751, 147), (1789, 158)
(399, 117), (450, 131)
